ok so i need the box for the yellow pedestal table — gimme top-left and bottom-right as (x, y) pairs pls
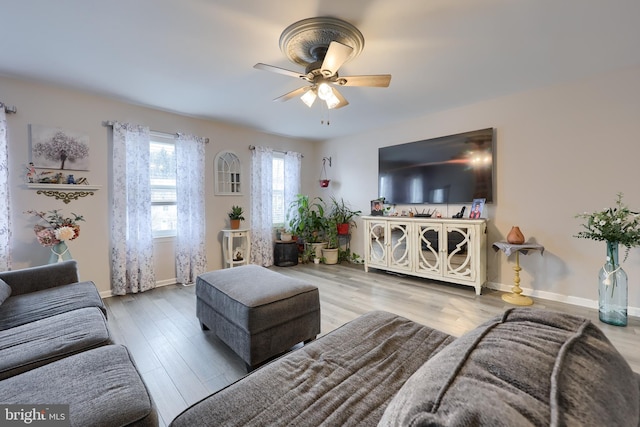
(492, 241), (544, 306)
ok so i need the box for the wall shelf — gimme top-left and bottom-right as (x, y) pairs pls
(27, 184), (101, 204)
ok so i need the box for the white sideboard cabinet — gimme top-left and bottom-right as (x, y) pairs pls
(363, 216), (487, 295)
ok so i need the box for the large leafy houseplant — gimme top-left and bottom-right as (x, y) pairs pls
(287, 195), (327, 244)
(329, 196), (361, 235)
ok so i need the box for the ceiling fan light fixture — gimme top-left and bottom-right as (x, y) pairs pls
(317, 82), (333, 100)
(300, 89), (317, 107)
(325, 92), (341, 109)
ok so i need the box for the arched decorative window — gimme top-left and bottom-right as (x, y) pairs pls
(214, 151), (242, 195)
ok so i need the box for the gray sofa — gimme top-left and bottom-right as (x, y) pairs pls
(0, 260), (157, 427)
(171, 308), (640, 426)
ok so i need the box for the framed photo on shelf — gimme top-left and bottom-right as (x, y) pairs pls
(370, 199), (384, 216)
(469, 198), (486, 219)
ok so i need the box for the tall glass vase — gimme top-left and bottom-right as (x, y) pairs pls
(598, 241), (628, 326)
(48, 241), (72, 264)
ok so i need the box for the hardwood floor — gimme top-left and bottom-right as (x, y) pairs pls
(104, 263), (640, 427)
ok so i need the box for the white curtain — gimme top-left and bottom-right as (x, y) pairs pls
(110, 122), (155, 295)
(175, 133), (207, 284)
(250, 146), (274, 266)
(0, 107), (10, 271)
(284, 151), (302, 214)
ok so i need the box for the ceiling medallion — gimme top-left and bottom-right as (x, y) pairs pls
(279, 17), (365, 67)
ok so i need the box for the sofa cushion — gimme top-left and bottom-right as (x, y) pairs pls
(0, 307), (111, 380)
(379, 308), (640, 427)
(0, 279), (10, 306)
(171, 311), (455, 427)
(0, 281), (105, 330)
(0, 260), (79, 296)
(0, 345), (158, 427)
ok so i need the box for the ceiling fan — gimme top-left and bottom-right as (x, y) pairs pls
(254, 17), (391, 110)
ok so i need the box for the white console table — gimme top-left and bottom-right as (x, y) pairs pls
(363, 216), (487, 294)
(222, 228), (251, 268)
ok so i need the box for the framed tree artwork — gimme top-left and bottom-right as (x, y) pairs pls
(29, 124), (90, 171)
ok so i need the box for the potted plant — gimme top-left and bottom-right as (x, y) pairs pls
(329, 196), (361, 235)
(321, 216), (340, 264)
(287, 195), (328, 259)
(228, 205), (245, 229)
(287, 195), (328, 257)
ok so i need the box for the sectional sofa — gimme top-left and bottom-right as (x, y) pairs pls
(0, 260), (157, 427)
(171, 308), (640, 426)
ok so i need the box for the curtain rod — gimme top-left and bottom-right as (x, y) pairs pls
(0, 102), (17, 114)
(102, 121), (209, 143)
(248, 145), (304, 158)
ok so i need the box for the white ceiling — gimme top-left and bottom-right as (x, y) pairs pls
(1, 0), (639, 141)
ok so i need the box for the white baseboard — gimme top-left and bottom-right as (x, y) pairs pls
(486, 281), (640, 318)
(100, 278), (179, 299)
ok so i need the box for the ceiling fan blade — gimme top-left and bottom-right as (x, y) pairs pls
(337, 74), (392, 87)
(254, 63), (306, 80)
(330, 87), (349, 109)
(321, 41), (353, 76)
(273, 86), (310, 102)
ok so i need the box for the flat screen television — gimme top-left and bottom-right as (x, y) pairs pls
(378, 128), (495, 205)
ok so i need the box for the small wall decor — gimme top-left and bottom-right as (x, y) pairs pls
(215, 151), (242, 195)
(469, 198), (486, 219)
(319, 157), (331, 188)
(29, 124), (90, 171)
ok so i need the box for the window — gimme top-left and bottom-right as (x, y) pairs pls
(150, 135), (177, 237)
(215, 151), (242, 195)
(272, 152), (285, 226)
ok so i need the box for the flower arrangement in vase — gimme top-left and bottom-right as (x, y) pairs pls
(574, 192), (640, 326)
(25, 209), (85, 263)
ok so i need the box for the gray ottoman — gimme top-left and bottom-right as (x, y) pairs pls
(196, 265), (320, 370)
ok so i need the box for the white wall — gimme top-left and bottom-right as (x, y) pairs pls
(4, 64), (640, 313)
(1, 75), (315, 296)
(319, 64), (640, 314)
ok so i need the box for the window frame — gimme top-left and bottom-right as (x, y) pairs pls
(150, 134), (177, 238)
(272, 152), (286, 228)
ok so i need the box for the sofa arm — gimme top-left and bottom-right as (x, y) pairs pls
(0, 260), (80, 296)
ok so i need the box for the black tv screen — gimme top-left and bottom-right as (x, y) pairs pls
(378, 128), (495, 204)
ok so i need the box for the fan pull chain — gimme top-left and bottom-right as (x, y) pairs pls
(320, 103), (330, 126)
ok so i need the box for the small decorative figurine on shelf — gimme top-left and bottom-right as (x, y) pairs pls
(66, 174), (76, 184)
(26, 162), (36, 183)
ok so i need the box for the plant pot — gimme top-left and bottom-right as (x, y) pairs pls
(310, 242), (327, 259)
(322, 247), (339, 265)
(319, 179), (330, 188)
(230, 219), (241, 230)
(280, 232), (292, 242)
(337, 223), (350, 235)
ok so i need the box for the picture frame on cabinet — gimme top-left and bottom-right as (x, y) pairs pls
(469, 198), (485, 219)
(370, 199), (384, 216)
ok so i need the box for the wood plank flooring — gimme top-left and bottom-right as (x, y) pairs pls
(104, 263), (640, 427)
